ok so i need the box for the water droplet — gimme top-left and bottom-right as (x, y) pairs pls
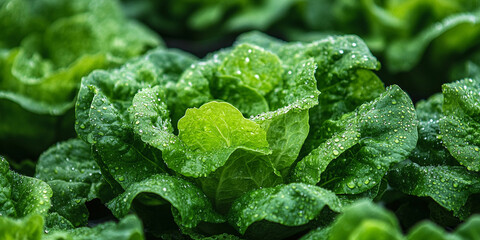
(333, 150), (339, 155)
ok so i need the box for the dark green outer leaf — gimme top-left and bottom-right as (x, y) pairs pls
(388, 161), (480, 216)
(410, 93), (457, 166)
(35, 138), (114, 227)
(300, 34), (385, 156)
(292, 85), (417, 194)
(218, 43), (283, 96)
(440, 78), (480, 172)
(228, 183), (342, 235)
(45, 212), (75, 231)
(0, 156), (52, 218)
(35, 139), (102, 185)
(107, 174), (224, 229)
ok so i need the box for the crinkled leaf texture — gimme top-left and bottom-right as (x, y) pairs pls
(410, 93), (457, 166)
(35, 139), (112, 227)
(440, 78), (480, 171)
(75, 48), (197, 189)
(228, 183), (342, 238)
(276, 34), (385, 158)
(107, 174), (224, 229)
(388, 161), (480, 217)
(0, 156), (52, 218)
(292, 85), (417, 194)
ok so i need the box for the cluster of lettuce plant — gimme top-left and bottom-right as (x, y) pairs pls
(1, 30), (480, 239)
(0, 0), (162, 158)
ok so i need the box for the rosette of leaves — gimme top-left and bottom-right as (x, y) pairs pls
(0, 0), (162, 159)
(74, 31), (405, 238)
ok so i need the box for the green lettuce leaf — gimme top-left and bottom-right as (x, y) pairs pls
(440, 78), (480, 171)
(298, 35), (385, 156)
(218, 43), (283, 96)
(410, 93), (457, 166)
(228, 183), (342, 238)
(176, 101), (270, 176)
(45, 213), (75, 232)
(292, 85), (417, 194)
(388, 161), (480, 217)
(107, 174), (224, 229)
(35, 139), (112, 227)
(0, 156), (52, 218)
